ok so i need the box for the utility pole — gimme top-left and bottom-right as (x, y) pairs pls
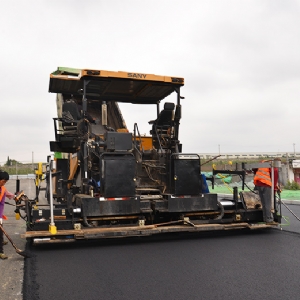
(293, 143), (296, 158)
(286, 152), (290, 184)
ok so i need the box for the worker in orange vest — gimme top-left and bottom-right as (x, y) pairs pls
(253, 159), (280, 225)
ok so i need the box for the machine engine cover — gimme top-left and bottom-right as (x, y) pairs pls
(105, 132), (133, 151)
(171, 158), (201, 195)
(101, 155), (136, 198)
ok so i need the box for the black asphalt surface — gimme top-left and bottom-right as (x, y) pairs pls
(3, 179), (300, 300)
(23, 218), (300, 300)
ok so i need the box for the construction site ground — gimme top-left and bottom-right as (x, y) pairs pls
(2, 179), (300, 300)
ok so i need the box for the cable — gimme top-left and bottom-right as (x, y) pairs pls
(279, 198), (300, 222)
(279, 215), (290, 227)
(212, 165), (233, 192)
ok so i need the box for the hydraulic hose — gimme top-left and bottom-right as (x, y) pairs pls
(214, 200), (225, 220)
(83, 216), (93, 227)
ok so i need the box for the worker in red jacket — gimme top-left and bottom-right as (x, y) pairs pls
(253, 159), (280, 225)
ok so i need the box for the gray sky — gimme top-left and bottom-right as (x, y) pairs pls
(1, 0), (299, 164)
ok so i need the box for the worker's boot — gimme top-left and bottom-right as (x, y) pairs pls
(0, 253), (8, 259)
(2, 240), (8, 245)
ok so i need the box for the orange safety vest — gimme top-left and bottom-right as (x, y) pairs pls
(0, 186), (6, 202)
(253, 168), (272, 186)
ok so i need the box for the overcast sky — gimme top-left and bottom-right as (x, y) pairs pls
(1, 0), (299, 164)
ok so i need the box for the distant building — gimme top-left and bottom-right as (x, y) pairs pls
(292, 160), (300, 184)
(199, 153), (300, 186)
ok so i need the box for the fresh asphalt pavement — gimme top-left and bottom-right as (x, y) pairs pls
(24, 229), (300, 300)
(2, 179), (300, 300)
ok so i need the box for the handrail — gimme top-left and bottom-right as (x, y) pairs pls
(133, 123), (144, 157)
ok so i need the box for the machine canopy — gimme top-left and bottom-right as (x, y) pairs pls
(49, 67), (184, 104)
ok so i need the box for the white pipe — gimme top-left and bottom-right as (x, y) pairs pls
(48, 156), (55, 227)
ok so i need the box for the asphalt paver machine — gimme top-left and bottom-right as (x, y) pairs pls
(18, 67), (282, 244)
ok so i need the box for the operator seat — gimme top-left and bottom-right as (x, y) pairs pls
(149, 102), (175, 149)
(61, 100), (81, 136)
(149, 102), (175, 127)
(62, 100), (81, 123)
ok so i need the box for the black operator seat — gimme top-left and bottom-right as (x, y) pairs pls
(61, 100), (82, 136)
(149, 102), (175, 128)
(62, 100), (81, 123)
(157, 102), (175, 126)
(149, 102), (175, 150)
